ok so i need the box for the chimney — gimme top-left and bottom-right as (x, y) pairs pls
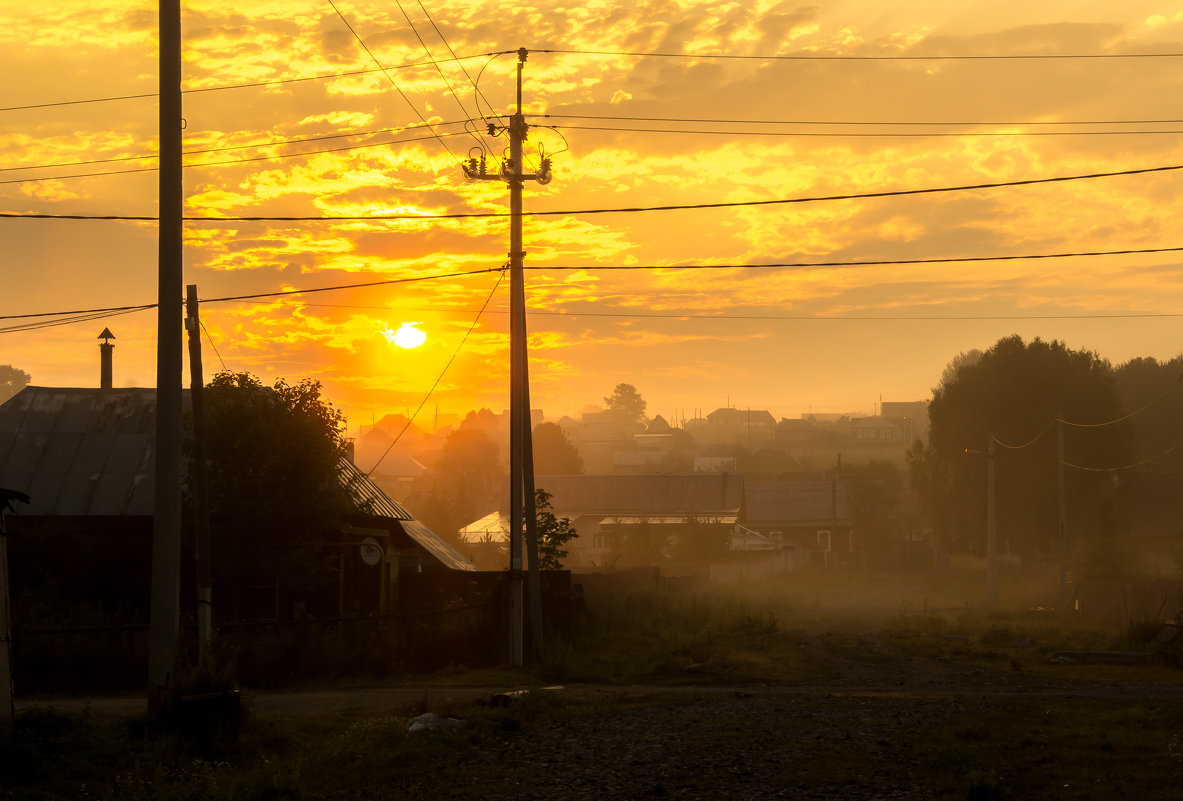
(98, 328), (115, 389)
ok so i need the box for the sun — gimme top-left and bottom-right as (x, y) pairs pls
(382, 322), (427, 349)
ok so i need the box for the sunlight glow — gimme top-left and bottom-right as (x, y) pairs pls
(383, 322), (427, 349)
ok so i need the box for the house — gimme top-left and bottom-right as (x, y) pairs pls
(0, 385), (472, 624)
(743, 477), (855, 566)
(531, 473), (745, 570)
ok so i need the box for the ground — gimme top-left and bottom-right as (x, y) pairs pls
(11, 616), (1183, 800)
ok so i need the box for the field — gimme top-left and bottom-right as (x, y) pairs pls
(4, 566), (1183, 800)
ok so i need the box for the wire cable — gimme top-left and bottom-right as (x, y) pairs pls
(199, 319), (228, 372)
(537, 47), (1183, 61)
(532, 113), (1183, 127)
(991, 420), (1056, 450)
(0, 118), (481, 173)
(392, 0), (487, 154)
(1057, 375), (1182, 428)
(0, 52), (515, 114)
(538, 123), (1183, 138)
(325, 0), (462, 164)
(366, 267), (506, 475)
(10, 161), (1178, 221)
(0, 131), (470, 186)
(199, 266), (504, 306)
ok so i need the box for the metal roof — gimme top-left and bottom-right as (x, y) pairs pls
(397, 518), (476, 572)
(0, 387), (159, 516)
(743, 480), (853, 525)
(338, 457), (413, 520)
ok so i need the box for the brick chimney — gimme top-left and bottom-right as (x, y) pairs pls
(98, 328), (115, 388)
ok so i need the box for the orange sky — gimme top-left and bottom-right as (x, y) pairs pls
(4, 1), (1183, 432)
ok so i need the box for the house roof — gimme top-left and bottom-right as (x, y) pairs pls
(0, 386), (474, 571)
(0, 387), (161, 516)
(743, 480), (853, 525)
(535, 474), (744, 516)
(706, 407), (776, 426)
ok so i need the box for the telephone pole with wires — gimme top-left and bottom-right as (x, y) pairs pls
(463, 47), (553, 666)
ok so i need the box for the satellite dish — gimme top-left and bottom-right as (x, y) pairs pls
(359, 537), (383, 567)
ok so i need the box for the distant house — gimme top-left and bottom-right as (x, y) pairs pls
(0, 386), (472, 623)
(743, 477), (855, 566)
(532, 473), (744, 569)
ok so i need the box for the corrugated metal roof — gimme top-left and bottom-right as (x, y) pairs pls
(0, 386), (474, 571)
(338, 457), (413, 520)
(743, 480), (852, 525)
(0, 387), (159, 516)
(398, 518), (476, 572)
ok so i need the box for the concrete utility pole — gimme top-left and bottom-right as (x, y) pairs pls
(986, 435), (999, 608)
(149, 0), (184, 713)
(186, 286), (213, 657)
(463, 48), (553, 666)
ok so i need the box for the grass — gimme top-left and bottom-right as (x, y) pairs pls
(7, 563), (1183, 799)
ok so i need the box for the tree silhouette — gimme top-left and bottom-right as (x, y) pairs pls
(532, 422), (583, 474)
(0, 365), (30, 405)
(603, 383), (647, 422)
(927, 335), (1130, 558)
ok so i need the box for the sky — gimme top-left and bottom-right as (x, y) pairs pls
(4, 1), (1183, 433)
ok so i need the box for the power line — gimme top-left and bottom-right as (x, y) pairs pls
(527, 245), (1183, 270)
(0, 267), (501, 324)
(992, 376), (1180, 450)
(0, 52), (514, 113)
(7, 161), (1180, 221)
(325, 0), (462, 164)
(538, 47), (1183, 61)
(0, 119), (481, 173)
(532, 113), (1183, 127)
(0, 131), (471, 186)
(539, 123), (1183, 138)
(366, 268), (505, 475)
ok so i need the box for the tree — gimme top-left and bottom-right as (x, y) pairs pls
(532, 422), (583, 474)
(0, 365), (30, 405)
(418, 427), (501, 541)
(535, 489), (576, 569)
(195, 372), (354, 591)
(603, 383), (647, 422)
(847, 460), (905, 561)
(926, 335), (1131, 559)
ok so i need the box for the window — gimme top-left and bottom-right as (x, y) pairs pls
(816, 530), (831, 551)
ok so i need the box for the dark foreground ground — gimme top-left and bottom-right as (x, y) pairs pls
(9, 621), (1183, 800)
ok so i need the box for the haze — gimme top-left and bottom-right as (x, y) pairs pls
(4, 1), (1183, 428)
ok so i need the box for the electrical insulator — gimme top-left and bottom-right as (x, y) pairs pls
(536, 157), (553, 185)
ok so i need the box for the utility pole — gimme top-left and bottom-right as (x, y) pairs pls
(185, 286), (213, 657)
(463, 48), (553, 666)
(1057, 416), (1068, 619)
(986, 434), (999, 608)
(149, 0), (184, 714)
(0, 489), (30, 739)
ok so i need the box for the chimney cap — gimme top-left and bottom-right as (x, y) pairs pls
(98, 328), (115, 342)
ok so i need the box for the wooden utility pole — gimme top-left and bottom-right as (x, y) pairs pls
(0, 489), (29, 739)
(986, 435), (999, 608)
(149, 0), (184, 712)
(185, 286), (213, 657)
(1057, 416), (1068, 619)
(463, 48), (552, 665)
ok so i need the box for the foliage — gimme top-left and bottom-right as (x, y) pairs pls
(532, 422), (583, 474)
(603, 382), (647, 422)
(195, 371), (353, 591)
(1112, 355), (1183, 474)
(0, 364), (30, 405)
(925, 336), (1131, 558)
(418, 427), (502, 541)
(847, 460), (906, 559)
(534, 488), (577, 569)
